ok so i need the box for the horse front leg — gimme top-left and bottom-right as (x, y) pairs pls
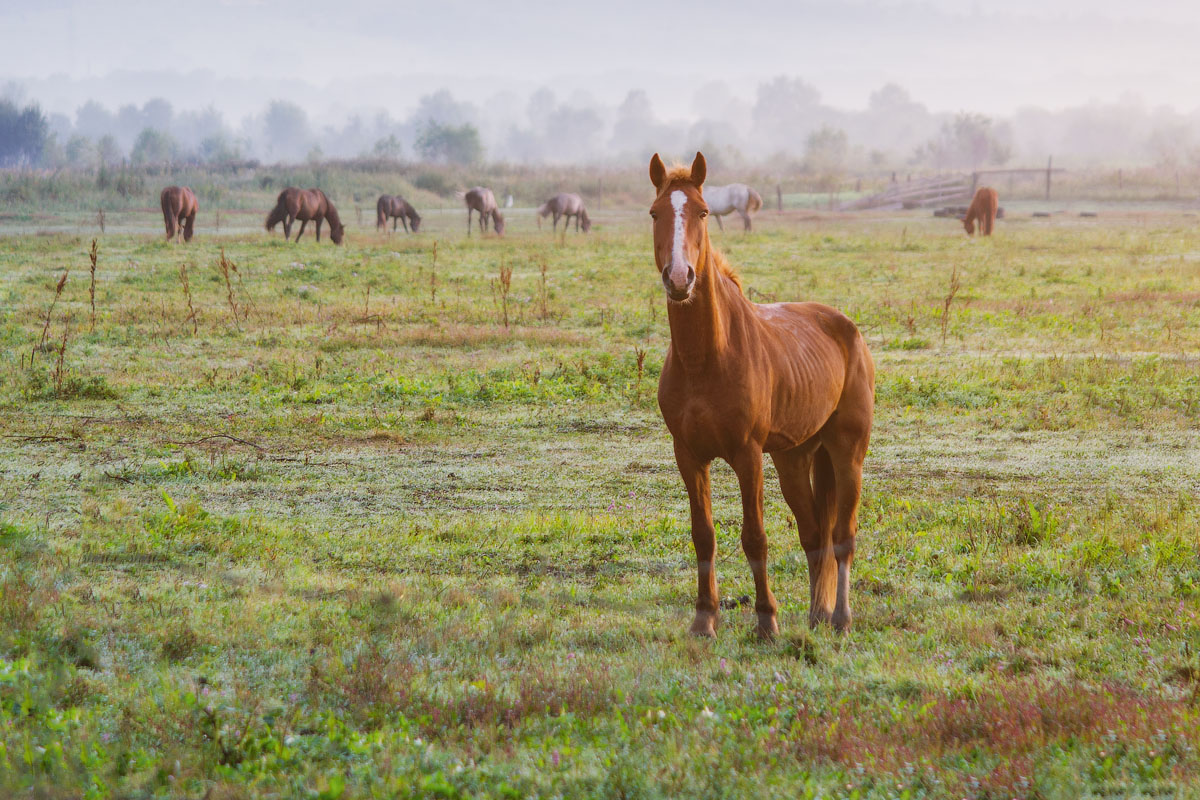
(741, 211), (752, 231)
(730, 447), (778, 639)
(294, 220), (308, 242)
(401, 217), (408, 234)
(675, 441), (718, 637)
(714, 214), (724, 232)
(467, 210), (473, 237)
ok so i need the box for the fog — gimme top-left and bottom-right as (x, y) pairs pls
(4, 0), (1200, 169)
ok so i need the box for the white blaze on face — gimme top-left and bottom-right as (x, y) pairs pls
(668, 190), (689, 287)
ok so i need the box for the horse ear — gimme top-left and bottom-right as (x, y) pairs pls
(690, 151), (706, 187)
(649, 153), (667, 191)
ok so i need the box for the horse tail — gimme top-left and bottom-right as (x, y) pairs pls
(161, 188), (177, 240)
(813, 445), (836, 544)
(747, 188), (763, 214)
(376, 196), (388, 229)
(809, 444), (838, 616)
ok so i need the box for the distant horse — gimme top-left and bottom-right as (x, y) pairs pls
(536, 193), (591, 233)
(963, 187), (998, 236)
(649, 151), (874, 639)
(376, 195), (421, 233)
(160, 185), (198, 243)
(463, 187), (505, 236)
(703, 183), (763, 231)
(266, 187), (344, 244)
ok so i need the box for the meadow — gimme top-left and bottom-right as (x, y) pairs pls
(1, 197), (1199, 798)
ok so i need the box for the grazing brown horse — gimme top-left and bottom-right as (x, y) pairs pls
(266, 187), (345, 244)
(160, 185), (198, 243)
(464, 187), (505, 236)
(376, 194), (421, 233)
(963, 186), (999, 236)
(649, 151), (875, 639)
(536, 192), (591, 233)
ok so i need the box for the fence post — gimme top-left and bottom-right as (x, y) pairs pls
(776, 184), (782, 213)
(1045, 156), (1053, 201)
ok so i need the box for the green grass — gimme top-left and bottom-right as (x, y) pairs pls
(1, 209), (1199, 798)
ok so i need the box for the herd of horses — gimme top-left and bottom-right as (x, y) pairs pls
(151, 160), (1008, 639)
(161, 180), (999, 244)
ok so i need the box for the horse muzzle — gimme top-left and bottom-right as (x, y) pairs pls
(662, 262), (695, 301)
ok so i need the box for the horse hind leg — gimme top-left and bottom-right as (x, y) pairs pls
(819, 405), (871, 632)
(773, 444), (836, 627)
(294, 220), (308, 242)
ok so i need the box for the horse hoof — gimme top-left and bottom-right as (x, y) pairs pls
(832, 610), (853, 633)
(689, 612), (718, 638)
(808, 608), (833, 629)
(755, 614), (779, 641)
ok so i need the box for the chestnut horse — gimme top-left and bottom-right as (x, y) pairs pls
(160, 185), (198, 243)
(537, 193), (591, 233)
(266, 187), (345, 244)
(649, 152), (875, 639)
(963, 186), (998, 236)
(464, 187), (505, 236)
(376, 194), (421, 233)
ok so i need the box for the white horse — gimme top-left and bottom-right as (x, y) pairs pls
(703, 183), (763, 231)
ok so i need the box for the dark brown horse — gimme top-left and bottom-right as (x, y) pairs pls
(536, 193), (591, 233)
(160, 185), (198, 243)
(376, 195), (421, 233)
(963, 187), (999, 236)
(463, 187), (505, 236)
(649, 152), (875, 639)
(266, 187), (345, 244)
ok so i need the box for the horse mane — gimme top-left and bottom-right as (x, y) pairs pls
(657, 164), (743, 291)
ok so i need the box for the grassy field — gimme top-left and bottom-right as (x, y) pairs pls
(1, 205), (1199, 798)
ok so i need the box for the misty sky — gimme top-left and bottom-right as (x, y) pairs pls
(4, 0), (1200, 123)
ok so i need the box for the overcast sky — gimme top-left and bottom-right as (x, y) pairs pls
(4, 0), (1199, 121)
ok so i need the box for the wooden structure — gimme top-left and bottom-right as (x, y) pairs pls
(843, 162), (1067, 211)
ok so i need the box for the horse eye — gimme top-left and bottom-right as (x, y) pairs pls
(699, 210), (708, 218)
(649, 211), (657, 220)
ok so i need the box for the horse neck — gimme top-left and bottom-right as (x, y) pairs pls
(324, 201), (340, 227)
(666, 234), (743, 371)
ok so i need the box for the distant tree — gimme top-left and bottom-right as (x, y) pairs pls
(413, 90), (476, 128)
(130, 127), (177, 167)
(373, 134), (403, 160)
(263, 100), (311, 162)
(916, 112), (1012, 171)
(0, 100), (50, 166)
(415, 121), (483, 165)
(96, 135), (121, 166)
(75, 100), (117, 139)
(65, 134), (96, 169)
(141, 98), (173, 133)
(199, 133), (241, 164)
(752, 76), (822, 152)
(804, 126), (848, 173)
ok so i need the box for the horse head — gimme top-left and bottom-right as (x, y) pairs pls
(331, 222), (346, 245)
(580, 209), (592, 233)
(410, 213), (421, 233)
(492, 210), (505, 236)
(648, 151), (708, 302)
(962, 216), (975, 236)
